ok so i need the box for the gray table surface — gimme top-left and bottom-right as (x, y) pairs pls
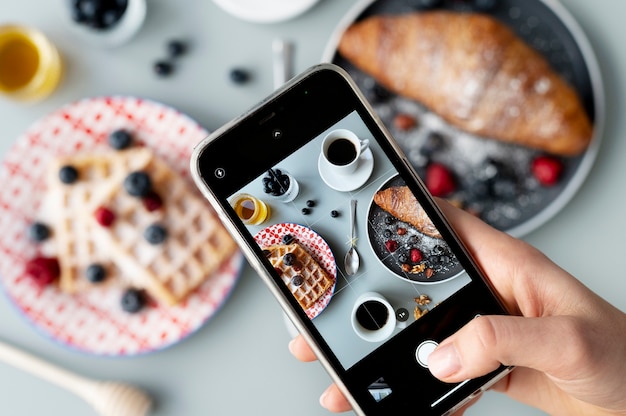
(0, 1), (624, 415)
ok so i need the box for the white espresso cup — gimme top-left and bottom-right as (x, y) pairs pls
(321, 129), (369, 176)
(351, 292), (396, 343)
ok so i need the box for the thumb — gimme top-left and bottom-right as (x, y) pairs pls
(427, 315), (588, 382)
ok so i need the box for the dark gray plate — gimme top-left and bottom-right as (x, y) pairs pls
(324, 0), (603, 237)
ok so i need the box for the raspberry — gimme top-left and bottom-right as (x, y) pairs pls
(142, 191), (163, 212)
(94, 206), (116, 227)
(410, 248), (423, 263)
(393, 113), (417, 131)
(385, 240), (398, 253)
(426, 162), (456, 197)
(24, 256), (60, 287)
(531, 155), (563, 186)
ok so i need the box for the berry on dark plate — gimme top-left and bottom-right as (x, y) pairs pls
(108, 129), (132, 150)
(144, 224), (167, 244)
(28, 222), (51, 242)
(124, 171), (152, 197)
(121, 288), (146, 313)
(85, 263), (107, 283)
(531, 155), (563, 186)
(59, 165), (79, 184)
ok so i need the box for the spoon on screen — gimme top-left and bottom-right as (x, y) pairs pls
(0, 339), (152, 416)
(344, 199), (360, 276)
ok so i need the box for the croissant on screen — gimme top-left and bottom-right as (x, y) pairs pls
(337, 11), (593, 156)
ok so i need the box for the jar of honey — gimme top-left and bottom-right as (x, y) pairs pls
(231, 194), (271, 226)
(0, 25), (62, 102)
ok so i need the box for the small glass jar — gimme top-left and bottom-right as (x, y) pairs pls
(262, 169), (299, 203)
(0, 25), (62, 102)
(231, 193), (271, 226)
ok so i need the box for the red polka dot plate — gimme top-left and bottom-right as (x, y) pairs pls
(0, 96), (244, 356)
(254, 223), (336, 319)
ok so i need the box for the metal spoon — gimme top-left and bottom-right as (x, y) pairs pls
(344, 199), (360, 276)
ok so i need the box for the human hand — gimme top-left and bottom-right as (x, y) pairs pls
(288, 201), (626, 415)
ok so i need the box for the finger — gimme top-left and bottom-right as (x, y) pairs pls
(428, 314), (591, 383)
(320, 383), (352, 413)
(288, 335), (317, 362)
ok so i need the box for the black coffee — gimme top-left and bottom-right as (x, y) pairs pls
(356, 300), (389, 331)
(327, 138), (357, 166)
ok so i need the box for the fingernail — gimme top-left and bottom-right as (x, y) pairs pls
(428, 343), (461, 379)
(287, 338), (296, 354)
(319, 388), (330, 408)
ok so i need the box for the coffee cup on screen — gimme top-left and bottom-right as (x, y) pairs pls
(351, 292), (396, 343)
(321, 129), (369, 175)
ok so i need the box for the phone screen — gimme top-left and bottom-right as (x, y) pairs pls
(193, 65), (510, 415)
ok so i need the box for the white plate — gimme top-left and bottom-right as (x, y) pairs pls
(212, 0), (320, 24)
(318, 148), (374, 192)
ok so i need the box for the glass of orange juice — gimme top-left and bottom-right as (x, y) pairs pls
(0, 24), (62, 102)
(231, 194), (271, 225)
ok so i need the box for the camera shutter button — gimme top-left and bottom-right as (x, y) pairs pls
(415, 340), (438, 368)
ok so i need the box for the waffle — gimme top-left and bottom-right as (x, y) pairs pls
(88, 148), (237, 305)
(45, 151), (150, 293)
(263, 243), (333, 310)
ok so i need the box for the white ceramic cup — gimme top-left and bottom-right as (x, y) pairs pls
(321, 129), (369, 176)
(351, 292), (396, 343)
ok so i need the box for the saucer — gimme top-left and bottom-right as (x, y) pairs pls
(318, 148), (374, 192)
(212, 0), (320, 23)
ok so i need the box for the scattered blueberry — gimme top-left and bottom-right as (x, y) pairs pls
(283, 253), (296, 266)
(144, 224), (167, 244)
(281, 234), (295, 245)
(330, 210), (339, 218)
(121, 288), (146, 313)
(154, 60), (174, 77)
(85, 264), (107, 283)
(306, 200), (316, 208)
(124, 171), (152, 197)
(167, 39), (187, 58)
(59, 165), (79, 184)
(383, 229), (393, 238)
(384, 215), (395, 225)
(420, 132), (447, 157)
(301, 208), (310, 215)
(229, 68), (250, 84)
(108, 129), (132, 150)
(28, 222), (51, 242)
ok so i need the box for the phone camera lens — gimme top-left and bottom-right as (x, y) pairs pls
(272, 129), (283, 139)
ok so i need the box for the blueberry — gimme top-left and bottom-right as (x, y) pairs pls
(144, 224), (167, 245)
(229, 68), (250, 84)
(124, 171), (152, 197)
(262, 249), (271, 258)
(291, 275), (304, 287)
(301, 208), (310, 215)
(398, 253), (409, 263)
(420, 132), (447, 157)
(59, 165), (79, 184)
(306, 200), (316, 208)
(28, 222), (51, 242)
(154, 61), (174, 77)
(384, 215), (395, 225)
(383, 229), (393, 238)
(283, 253), (296, 266)
(108, 129), (132, 150)
(167, 40), (187, 58)
(85, 263), (106, 283)
(330, 210), (339, 218)
(121, 288), (146, 313)
(281, 234), (295, 245)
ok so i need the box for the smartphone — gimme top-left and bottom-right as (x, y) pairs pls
(190, 64), (512, 415)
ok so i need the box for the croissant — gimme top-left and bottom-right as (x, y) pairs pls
(338, 11), (593, 156)
(374, 186), (441, 239)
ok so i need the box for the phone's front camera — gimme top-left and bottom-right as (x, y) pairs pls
(272, 129), (283, 139)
